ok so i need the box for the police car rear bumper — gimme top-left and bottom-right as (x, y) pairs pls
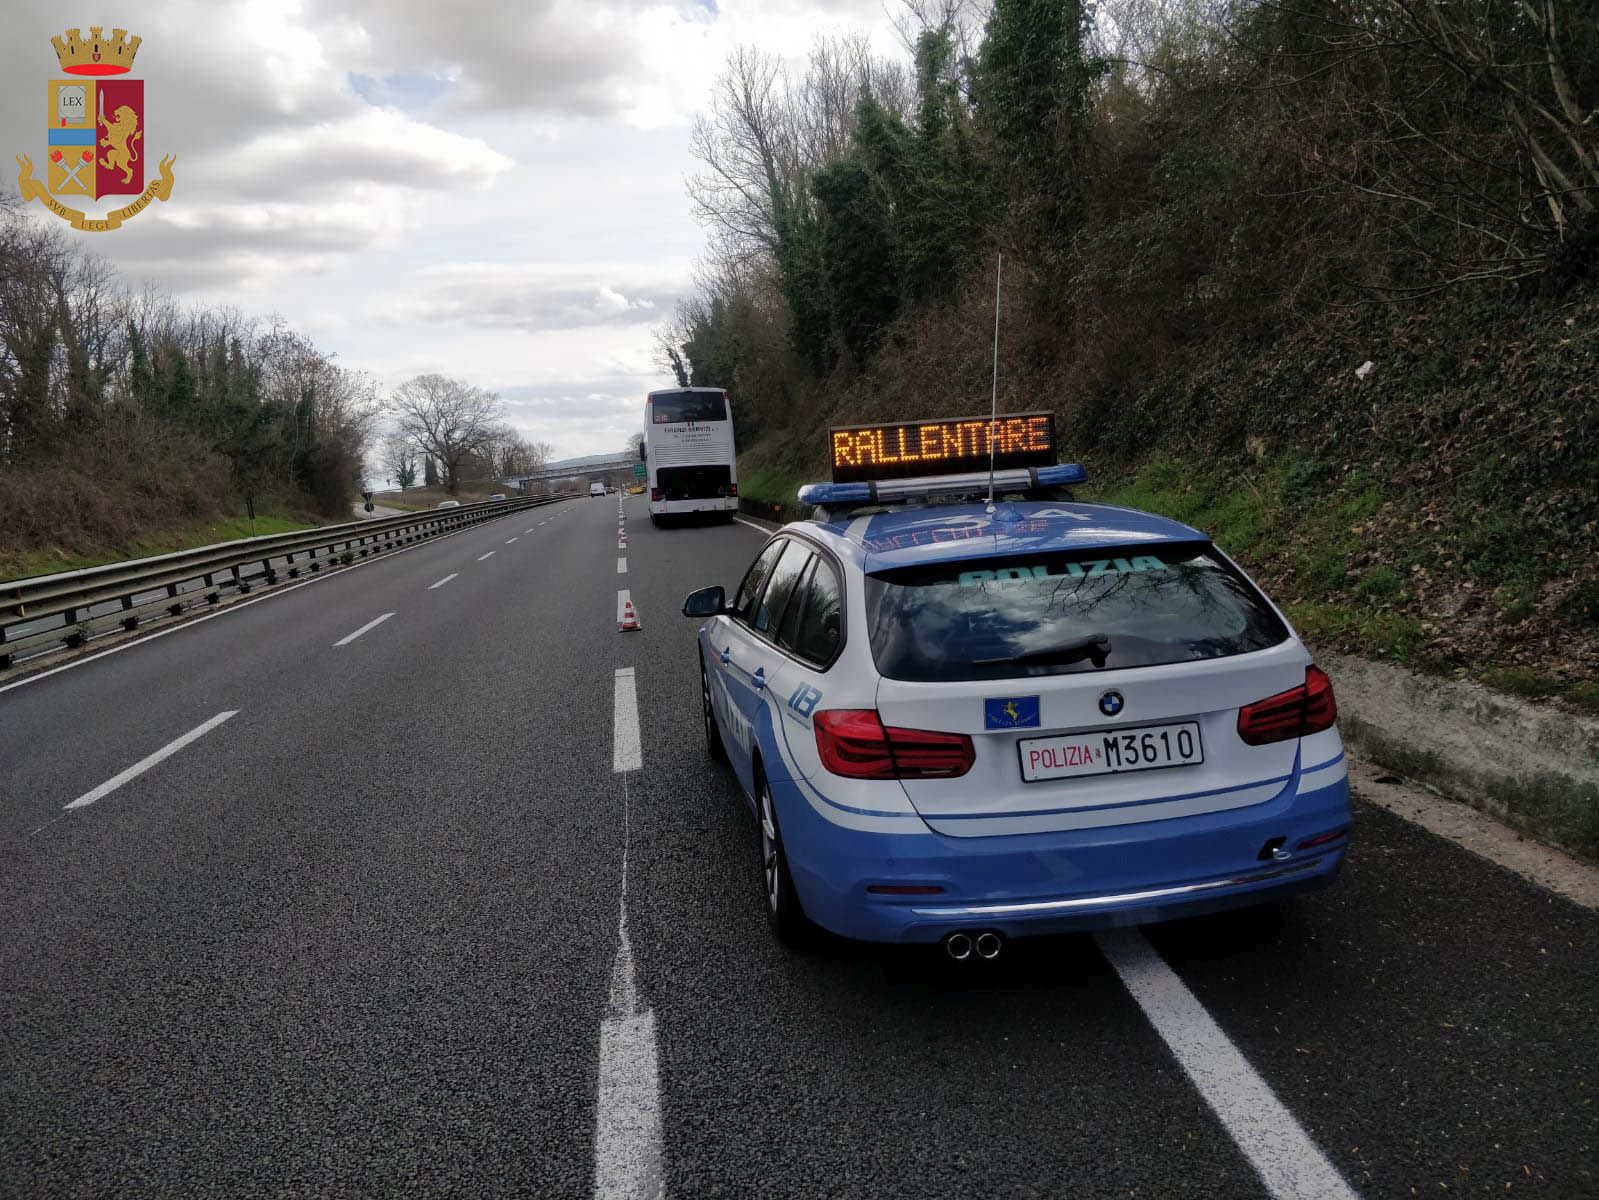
(778, 771), (1350, 944)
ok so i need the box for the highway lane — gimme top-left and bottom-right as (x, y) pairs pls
(4, 496), (617, 1195)
(3, 490), (1596, 1198)
(0, 499), (580, 838)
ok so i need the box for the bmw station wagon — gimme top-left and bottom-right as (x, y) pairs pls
(682, 414), (1350, 959)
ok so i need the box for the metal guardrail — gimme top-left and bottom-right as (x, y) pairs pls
(0, 493), (575, 670)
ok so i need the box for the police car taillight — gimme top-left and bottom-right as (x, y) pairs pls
(1237, 666), (1338, 746)
(814, 710), (974, 780)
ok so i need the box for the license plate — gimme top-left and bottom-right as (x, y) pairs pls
(1018, 721), (1204, 782)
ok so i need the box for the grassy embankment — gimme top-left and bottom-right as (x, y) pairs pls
(735, 291), (1598, 715)
(1, 501), (323, 583)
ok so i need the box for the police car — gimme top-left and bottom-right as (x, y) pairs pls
(681, 414), (1350, 958)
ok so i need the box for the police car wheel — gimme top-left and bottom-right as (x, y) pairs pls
(700, 659), (728, 764)
(758, 773), (810, 945)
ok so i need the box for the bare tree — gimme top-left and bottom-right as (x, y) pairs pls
(1267, 0), (1598, 288)
(380, 430), (418, 489)
(389, 374), (505, 494)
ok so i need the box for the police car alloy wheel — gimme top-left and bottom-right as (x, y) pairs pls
(757, 774), (808, 944)
(700, 658), (728, 764)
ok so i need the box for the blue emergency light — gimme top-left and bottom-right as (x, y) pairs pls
(798, 462), (1086, 509)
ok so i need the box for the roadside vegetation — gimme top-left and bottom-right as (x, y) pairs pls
(663, 0), (1598, 703)
(0, 194), (377, 581)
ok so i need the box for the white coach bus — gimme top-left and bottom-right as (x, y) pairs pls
(643, 387), (738, 525)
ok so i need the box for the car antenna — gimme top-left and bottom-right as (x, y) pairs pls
(985, 252), (1003, 515)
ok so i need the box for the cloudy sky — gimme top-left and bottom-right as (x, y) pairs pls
(3, 1), (902, 462)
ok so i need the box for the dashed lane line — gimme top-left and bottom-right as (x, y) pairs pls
(617, 558), (628, 574)
(333, 612), (395, 647)
(1096, 929), (1359, 1200)
(507, 537), (520, 544)
(63, 710), (238, 811)
(595, 668), (662, 1199)
(477, 551), (497, 561)
(427, 573), (458, 590)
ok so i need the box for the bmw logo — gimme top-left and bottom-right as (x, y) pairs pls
(1098, 690), (1125, 717)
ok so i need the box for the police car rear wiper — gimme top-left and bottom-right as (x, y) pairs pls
(975, 634), (1112, 668)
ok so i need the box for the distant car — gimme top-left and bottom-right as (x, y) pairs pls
(489, 493), (507, 502)
(437, 499), (461, 509)
(589, 482), (606, 497)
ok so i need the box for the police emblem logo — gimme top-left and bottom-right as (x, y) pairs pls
(15, 27), (177, 232)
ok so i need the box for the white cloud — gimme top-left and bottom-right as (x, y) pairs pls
(1, 0), (906, 457)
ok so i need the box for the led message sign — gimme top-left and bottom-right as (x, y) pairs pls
(829, 413), (1056, 483)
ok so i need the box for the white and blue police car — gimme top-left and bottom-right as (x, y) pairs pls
(681, 414), (1350, 958)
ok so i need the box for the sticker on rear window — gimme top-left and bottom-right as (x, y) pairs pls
(959, 556), (1168, 586)
(984, 696), (1041, 729)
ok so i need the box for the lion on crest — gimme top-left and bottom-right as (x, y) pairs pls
(98, 104), (140, 184)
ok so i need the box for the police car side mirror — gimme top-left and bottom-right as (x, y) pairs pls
(682, 586), (726, 618)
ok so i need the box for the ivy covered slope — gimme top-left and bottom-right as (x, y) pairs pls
(738, 282), (1597, 713)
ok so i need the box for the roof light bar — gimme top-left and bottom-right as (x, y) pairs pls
(798, 463), (1087, 510)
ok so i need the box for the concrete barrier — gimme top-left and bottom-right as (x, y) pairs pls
(1325, 653), (1599, 863)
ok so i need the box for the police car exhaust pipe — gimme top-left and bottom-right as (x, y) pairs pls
(943, 932), (973, 962)
(975, 931), (1004, 961)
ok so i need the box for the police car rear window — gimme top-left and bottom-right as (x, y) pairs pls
(862, 543), (1288, 682)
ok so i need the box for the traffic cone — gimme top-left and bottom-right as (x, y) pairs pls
(620, 599), (641, 632)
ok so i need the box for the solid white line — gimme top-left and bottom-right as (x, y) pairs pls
(507, 536), (519, 544)
(477, 551), (496, 561)
(333, 612), (394, 646)
(65, 710), (238, 810)
(427, 573), (458, 590)
(733, 515), (775, 535)
(617, 558), (628, 574)
(612, 666), (642, 772)
(1096, 930), (1359, 1200)
(593, 769), (663, 1200)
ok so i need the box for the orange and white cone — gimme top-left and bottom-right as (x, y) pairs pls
(620, 598), (641, 632)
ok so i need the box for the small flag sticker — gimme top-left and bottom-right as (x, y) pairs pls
(984, 696), (1040, 730)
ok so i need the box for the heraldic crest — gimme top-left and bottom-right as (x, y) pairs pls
(15, 27), (177, 232)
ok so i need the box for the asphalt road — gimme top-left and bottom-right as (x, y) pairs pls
(2, 493), (1594, 1198)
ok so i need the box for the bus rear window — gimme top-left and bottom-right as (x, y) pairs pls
(862, 543), (1289, 682)
(650, 391), (727, 424)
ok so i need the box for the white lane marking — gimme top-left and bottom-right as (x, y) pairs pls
(525, 528), (537, 534)
(477, 551), (496, 561)
(507, 537), (519, 544)
(612, 666), (642, 772)
(733, 515), (775, 535)
(1096, 930), (1359, 1200)
(333, 611), (395, 647)
(65, 710), (238, 811)
(618, 540), (627, 550)
(595, 725), (662, 1198)
(1349, 757), (1599, 909)
(617, 558), (628, 574)
(427, 573), (459, 590)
